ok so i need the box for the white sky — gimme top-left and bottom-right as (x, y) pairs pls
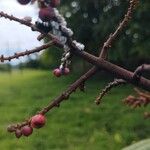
(0, 0), (43, 64)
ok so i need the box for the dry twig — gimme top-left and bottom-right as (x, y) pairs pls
(96, 79), (126, 105)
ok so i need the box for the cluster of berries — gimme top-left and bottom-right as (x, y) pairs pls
(17, 0), (85, 78)
(53, 67), (70, 77)
(7, 114), (46, 138)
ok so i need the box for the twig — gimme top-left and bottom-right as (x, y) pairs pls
(70, 0), (139, 97)
(0, 11), (55, 41)
(71, 48), (150, 91)
(66, 0), (139, 97)
(8, 67), (98, 129)
(0, 41), (54, 62)
(10, 56), (150, 129)
(99, 0), (139, 59)
(96, 79), (126, 105)
(133, 64), (150, 80)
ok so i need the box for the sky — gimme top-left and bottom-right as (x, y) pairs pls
(0, 0), (43, 64)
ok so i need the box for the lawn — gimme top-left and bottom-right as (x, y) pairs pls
(0, 70), (149, 150)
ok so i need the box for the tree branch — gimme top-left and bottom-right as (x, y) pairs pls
(96, 79), (126, 105)
(99, 0), (139, 58)
(133, 64), (150, 80)
(0, 41), (54, 62)
(71, 47), (150, 91)
(8, 67), (98, 130)
(0, 11), (54, 40)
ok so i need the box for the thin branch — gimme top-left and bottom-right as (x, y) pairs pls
(8, 67), (98, 130)
(0, 0), (138, 64)
(133, 64), (150, 80)
(63, 0), (139, 96)
(0, 41), (54, 62)
(96, 79), (126, 105)
(0, 11), (54, 40)
(9, 55), (150, 129)
(66, 0), (139, 96)
(71, 47), (150, 92)
(0, 11), (32, 27)
(99, 0), (139, 59)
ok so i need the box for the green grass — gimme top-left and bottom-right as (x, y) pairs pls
(0, 70), (149, 150)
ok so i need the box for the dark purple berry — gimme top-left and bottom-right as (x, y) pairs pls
(21, 125), (33, 137)
(15, 129), (22, 139)
(17, 0), (31, 5)
(39, 6), (55, 22)
(50, 0), (60, 7)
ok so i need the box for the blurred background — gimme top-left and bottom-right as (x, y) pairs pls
(0, 0), (149, 149)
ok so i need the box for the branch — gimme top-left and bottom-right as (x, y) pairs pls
(99, 0), (139, 58)
(0, 41), (54, 62)
(0, 11), (33, 27)
(69, 0), (139, 94)
(62, 0), (139, 95)
(133, 64), (150, 80)
(0, 11), (54, 40)
(8, 57), (150, 131)
(71, 47), (150, 92)
(0, 0), (138, 64)
(96, 79), (126, 105)
(8, 66), (98, 130)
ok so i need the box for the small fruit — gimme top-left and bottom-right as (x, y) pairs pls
(17, 0), (31, 5)
(39, 6), (55, 22)
(21, 125), (33, 137)
(31, 114), (46, 129)
(63, 68), (70, 75)
(50, 0), (60, 7)
(53, 68), (62, 77)
(15, 129), (22, 138)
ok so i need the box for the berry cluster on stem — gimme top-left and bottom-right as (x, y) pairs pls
(7, 114), (46, 138)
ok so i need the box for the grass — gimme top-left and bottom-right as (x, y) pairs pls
(0, 70), (149, 150)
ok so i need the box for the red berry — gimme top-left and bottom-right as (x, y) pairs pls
(50, 0), (60, 7)
(31, 114), (46, 129)
(63, 68), (70, 75)
(53, 68), (62, 77)
(17, 0), (31, 5)
(21, 126), (33, 137)
(15, 129), (22, 139)
(39, 6), (55, 22)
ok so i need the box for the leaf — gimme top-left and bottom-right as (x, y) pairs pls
(122, 139), (150, 150)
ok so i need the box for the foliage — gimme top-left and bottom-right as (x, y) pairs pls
(40, 0), (150, 69)
(0, 70), (149, 149)
(0, 64), (12, 72)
